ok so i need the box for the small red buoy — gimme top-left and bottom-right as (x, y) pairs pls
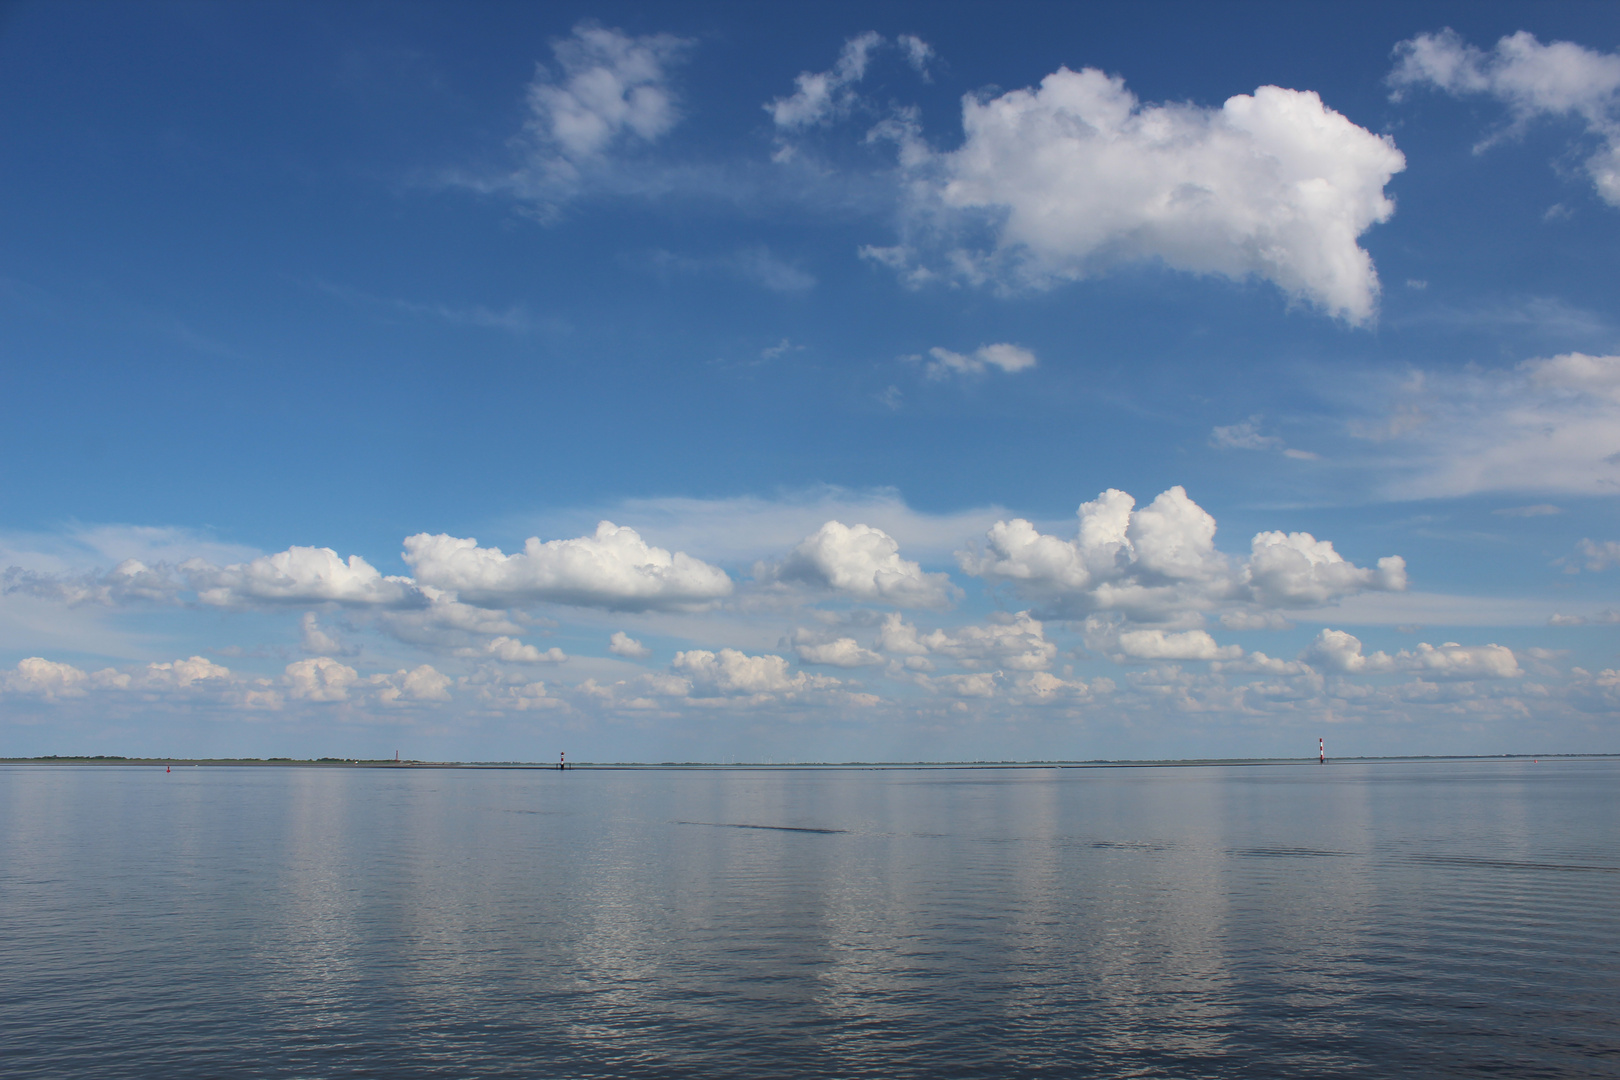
(166, 765), (171, 773)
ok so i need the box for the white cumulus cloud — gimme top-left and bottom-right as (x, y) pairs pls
(368, 665), (453, 704)
(928, 672), (1001, 698)
(763, 521), (956, 608)
(134, 656), (230, 690)
(672, 648), (837, 696)
(1402, 641), (1522, 680)
(284, 657), (360, 702)
(1246, 532), (1407, 607)
(1303, 628), (1520, 679)
(885, 67), (1404, 322)
(475, 637), (567, 664)
(2, 655), (232, 700)
(1303, 628), (1395, 673)
(608, 631), (651, 659)
(961, 486), (1400, 624)
(184, 547), (419, 608)
(403, 522), (732, 612)
(3, 657), (92, 700)
(1114, 628), (1242, 662)
(792, 630), (884, 668)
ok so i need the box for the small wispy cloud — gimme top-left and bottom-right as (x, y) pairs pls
(1354, 353), (1620, 500)
(312, 280), (562, 336)
(768, 32), (886, 131)
(449, 23), (694, 218)
(733, 247), (816, 292)
(1390, 29), (1620, 206)
(1211, 418), (1281, 451)
(1573, 538), (1620, 572)
(1391, 295), (1613, 344)
(1548, 609), (1620, 626)
(759, 339), (804, 361)
(640, 246), (815, 293)
(1210, 416), (1318, 460)
(1493, 504), (1562, 517)
(921, 343), (1037, 379)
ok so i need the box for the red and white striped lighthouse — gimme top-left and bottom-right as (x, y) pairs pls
(1319, 737), (1326, 765)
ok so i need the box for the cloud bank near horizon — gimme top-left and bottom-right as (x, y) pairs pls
(4, 479), (1598, 745)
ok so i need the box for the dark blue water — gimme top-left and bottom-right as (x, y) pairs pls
(1, 760), (1616, 1078)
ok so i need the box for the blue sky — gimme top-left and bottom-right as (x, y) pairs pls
(4, 1), (1619, 761)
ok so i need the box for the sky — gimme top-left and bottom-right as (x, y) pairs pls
(3, 0), (1619, 762)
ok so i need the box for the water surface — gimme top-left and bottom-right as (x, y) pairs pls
(2, 759), (1616, 1077)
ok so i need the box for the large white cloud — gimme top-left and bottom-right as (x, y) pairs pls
(879, 67), (1404, 322)
(959, 486), (1404, 623)
(184, 547), (419, 608)
(1246, 532), (1406, 607)
(763, 520), (956, 608)
(1391, 29), (1620, 205)
(403, 522), (732, 612)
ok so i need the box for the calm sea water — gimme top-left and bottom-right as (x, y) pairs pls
(1, 759), (1616, 1078)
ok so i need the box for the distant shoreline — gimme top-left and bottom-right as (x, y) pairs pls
(1, 754), (1614, 771)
